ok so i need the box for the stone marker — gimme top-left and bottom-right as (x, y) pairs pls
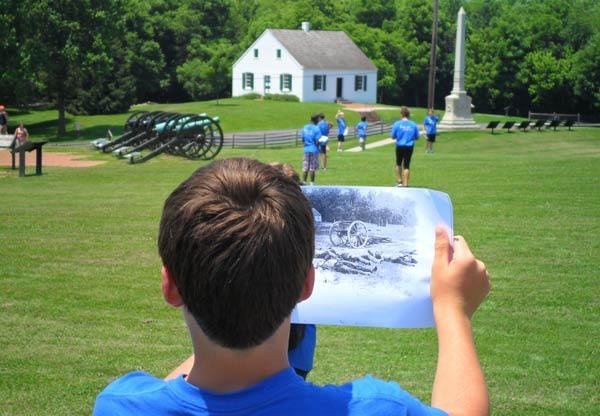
(439, 7), (479, 130)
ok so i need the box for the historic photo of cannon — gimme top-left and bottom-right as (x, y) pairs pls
(293, 186), (453, 328)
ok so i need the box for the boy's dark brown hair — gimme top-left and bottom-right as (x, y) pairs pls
(158, 158), (314, 349)
(400, 106), (410, 118)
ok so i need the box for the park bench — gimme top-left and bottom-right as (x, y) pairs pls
(516, 120), (531, 132)
(501, 121), (515, 132)
(548, 119), (561, 131)
(486, 121), (501, 134)
(531, 119), (547, 131)
(562, 119), (576, 131)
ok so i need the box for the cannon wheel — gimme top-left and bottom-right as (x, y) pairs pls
(198, 119), (224, 160)
(329, 221), (349, 247)
(347, 220), (368, 248)
(124, 111), (148, 132)
(177, 115), (224, 160)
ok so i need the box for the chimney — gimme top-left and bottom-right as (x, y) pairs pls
(301, 21), (310, 32)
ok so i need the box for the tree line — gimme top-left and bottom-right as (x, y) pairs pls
(1, 0), (598, 134)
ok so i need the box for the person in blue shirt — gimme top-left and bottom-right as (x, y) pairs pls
(355, 116), (368, 151)
(390, 106), (421, 187)
(94, 157), (490, 416)
(317, 112), (332, 170)
(269, 161), (317, 380)
(423, 109), (440, 154)
(335, 110), (347, 152)
(301, 114), (321, 185)
(287, 322), (317, 379)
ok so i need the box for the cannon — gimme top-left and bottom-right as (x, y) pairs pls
(110, 111), (176, 156)
(90, 111), (149, 150)
(329, 220), (369, 248)
(92, 110), (224, 163)
(124, 113), (224, 164)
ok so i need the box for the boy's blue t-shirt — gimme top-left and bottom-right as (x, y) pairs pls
(94, 368), (448, 415)
(302, 123), (320, 153)
(356, 121), (368, 137)
(423, 115), (439, 135)
(337, 117), (347, 133)
(318, 119), (330, 136)
(391, 119), (420, 147)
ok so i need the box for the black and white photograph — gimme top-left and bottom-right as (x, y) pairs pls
(293, 186), (453, 328)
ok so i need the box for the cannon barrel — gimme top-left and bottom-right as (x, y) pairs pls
(102, 111), (164, 153)
(111, 112), (177, 156)
(103, 111), (224, 163)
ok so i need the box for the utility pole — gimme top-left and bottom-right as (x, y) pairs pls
(427, 0), (439, 110)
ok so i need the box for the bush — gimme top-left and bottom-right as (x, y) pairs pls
(264, 93), (300, 102)
(239, 93), (263, 100)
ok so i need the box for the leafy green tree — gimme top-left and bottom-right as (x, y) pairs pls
(177, 40), (237, 100)
(353, 0), (396, 27)
(67, 48), (136, 115)
(387, 0), (433, 106)
(571, 33), (600, 112)
(0, 0), (25, 106)
(518, 50), (573, 110)
(122, 0), (167, 102)
(15, 0), (131, 133)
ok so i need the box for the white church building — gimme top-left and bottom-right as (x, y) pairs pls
(231, 22), (377, 103)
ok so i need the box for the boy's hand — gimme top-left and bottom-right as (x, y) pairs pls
(431, 227), (490, 319)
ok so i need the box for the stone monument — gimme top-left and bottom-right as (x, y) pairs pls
(438, 7), (479, 130)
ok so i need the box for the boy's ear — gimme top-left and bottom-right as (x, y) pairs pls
(161, 265), (184, 307)
(298, 265), (315, 302)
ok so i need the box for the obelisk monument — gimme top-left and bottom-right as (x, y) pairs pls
(439, 7), (478, 129)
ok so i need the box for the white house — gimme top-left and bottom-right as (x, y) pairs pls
(231, 22), (378, 103)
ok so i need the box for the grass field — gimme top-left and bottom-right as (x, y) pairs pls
(1, 103), (599, 415)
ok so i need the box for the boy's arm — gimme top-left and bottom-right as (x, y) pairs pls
(430, 228), (490, 416)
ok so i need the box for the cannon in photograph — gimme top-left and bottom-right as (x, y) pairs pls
(329, 220), (369, 248)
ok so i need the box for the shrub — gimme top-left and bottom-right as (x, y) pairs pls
(264, 93), (300, 102)
(239, 93), (263, 100)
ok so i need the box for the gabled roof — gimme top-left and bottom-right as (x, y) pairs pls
(268, 29), (377, 71)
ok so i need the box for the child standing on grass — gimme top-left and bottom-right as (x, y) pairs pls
(356, 116), (368, 151)
(14, 121), (29, 145)
(423, 109), (439, 154)
(335, 110), (347, 152)
(94, 157), (490, 416)
(317, 112), (332, 170)
(301, 114), (321, 185)
(391, 106), (420, 187)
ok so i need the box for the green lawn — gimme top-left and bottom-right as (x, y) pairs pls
(1, 109), (598, 414)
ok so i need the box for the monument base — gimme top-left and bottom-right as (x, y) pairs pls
(438, 91), (480, 130)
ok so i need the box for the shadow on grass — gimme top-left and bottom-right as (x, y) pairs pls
(5, 108), (33, 117)
(24, 119), (123, 143)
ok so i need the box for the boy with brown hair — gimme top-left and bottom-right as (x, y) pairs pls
(94, 157), (490, 415)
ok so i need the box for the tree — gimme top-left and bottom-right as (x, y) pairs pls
(518, 50), (573, 111)
(177, 40), (237, 100)
(0, 0), (25, 105)
(16, 0), (131, 133)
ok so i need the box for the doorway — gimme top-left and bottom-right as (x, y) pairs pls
(336, 78), (343, 99)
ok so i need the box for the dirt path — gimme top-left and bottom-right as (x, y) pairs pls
(0, 149), (105, 168)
